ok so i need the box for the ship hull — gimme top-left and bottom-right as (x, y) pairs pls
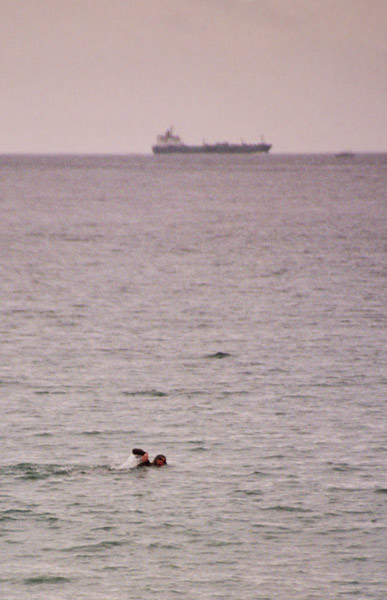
(152, 143), (271, 154)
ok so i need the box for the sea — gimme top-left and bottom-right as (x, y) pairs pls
(0, 152), (386, 600)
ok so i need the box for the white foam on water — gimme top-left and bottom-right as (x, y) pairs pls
(114, 452), (142, 470)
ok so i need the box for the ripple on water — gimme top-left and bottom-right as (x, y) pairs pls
(204, 351), (231, 359)
(23, 575), (71, 585)
(62, 540), (125, 554)
(121, 389), (168, 397)
(2, 463), (72, 480)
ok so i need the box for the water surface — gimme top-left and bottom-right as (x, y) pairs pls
(0, 153), (386, 599)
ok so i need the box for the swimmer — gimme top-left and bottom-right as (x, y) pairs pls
(132, 449), (167, 468)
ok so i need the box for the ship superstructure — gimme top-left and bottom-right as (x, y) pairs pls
(155, 127), (184, 149)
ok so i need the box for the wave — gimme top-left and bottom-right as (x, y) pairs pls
(262, 505), (312, 513)
(0, 463), (73, 480)
(62, 540), (124, 554)
(0, 457), (152, 479)
(121, 389), (168, 397)
(23, 575), (71, 585)
(205, 352), (231, 359)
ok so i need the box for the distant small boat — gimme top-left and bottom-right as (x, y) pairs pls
(335, 151), (355, 159)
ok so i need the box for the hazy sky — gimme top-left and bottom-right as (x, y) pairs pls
(1, 0), (386, 153)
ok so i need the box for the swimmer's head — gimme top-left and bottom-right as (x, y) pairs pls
(153, 454), (167, 467)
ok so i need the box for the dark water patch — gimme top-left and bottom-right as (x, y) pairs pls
(63, 540), (124, 553)
(262, 454), (285, 460)
(327, 486), (371, 493)
(252, 470), (271, 477)
(234, 489), (263, 497)
(122, 389), (168, 397)
(206, 539), (243, 547)
(375, 488), (387, 494)
(1, 508), (60, 525)
(262, 505), (312, 513)
(23, 575), (70, 585)
(148, 542), (180, 549)
(185, 390), (208, 397)
(173, 245), (200, 254)
(35, 513), (60, 523)
(261, 267), (288, 277)
(1, 509), (33, 521)
(33, 431), (54, 437)
(323, 527), (364, 535)
(205, 352), (231, 359)
(331, 579), (361, 586)
(34, 390), (66, 395)
(23, 466), (71, 480)
(329, 463), (362, 472)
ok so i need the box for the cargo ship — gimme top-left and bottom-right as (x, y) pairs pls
(152, 127), (272, 154)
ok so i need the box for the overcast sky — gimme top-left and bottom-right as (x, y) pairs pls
(1, 0), (386, 153)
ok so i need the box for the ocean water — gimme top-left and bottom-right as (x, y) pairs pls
(0, 152), (386, 600)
